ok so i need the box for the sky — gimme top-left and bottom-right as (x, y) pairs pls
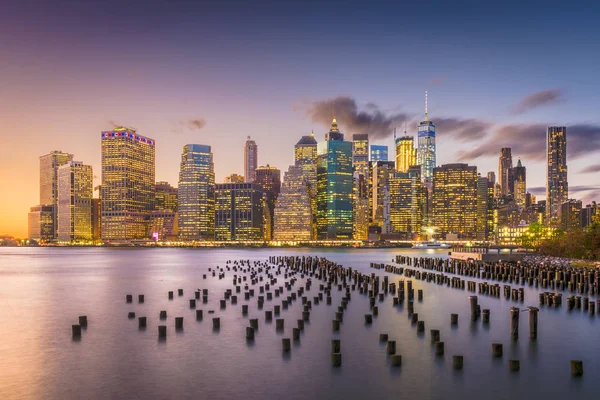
(1, 0), (600, 237)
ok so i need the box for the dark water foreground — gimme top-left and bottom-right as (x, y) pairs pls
(0, 248), (597, 400)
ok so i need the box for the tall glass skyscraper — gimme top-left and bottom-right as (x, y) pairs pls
(273, 165), (312, 241)
(317, 117), (354, 240)
(498, 147), (513, 197)
(177, 144), (215, 241)
(546, 126), (568, 223)
(57, 161), (93, 242)
(395, 135), (417, 173)
(215, 183), (266, 241)
(370, 145), (388, 162)
(417, 91), (436, 185)
(101, 127), (156, 241)
(352, 134), (369, 172)
(39, 150), (74, 239)
(244, 136), (258, 183)
(294, 132), (318, 239)
(510, 159), (526, 208)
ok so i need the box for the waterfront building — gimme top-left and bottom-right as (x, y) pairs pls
(560, 199), (582, 231)
(101, 127), (156, 241)
(581, 202), (598, 228)
(39, 150), (74, 239)
(352, 134), (369, 172)
(225, 173), (245, 184)
(368, 161), (395, 227)
(546, 126), (568, 223)
(496, 224), (556, 246)
(498, 147), (513, 197)
(370, 145), (388, 162)
(254, 165), (281, 240)
(91, 198), (101, 240)
(215, 183), (266, 241)
(352, 171), (369, 240)
(177, 144), (215, 241)
(432, 163), (478, 239)
(316, 117), (353, 240)
(294, 133), (318, 239)
(273, 165), (312, 241)
(510, 159), (527, 208)
(155, 181), (178, 212)
(395, 135), (417, 173)
(27, 205), (54, 241)
(417, 91), (436, 186)
(149, 210), (177, 241)
(244, 136), (258, 183)
(476, 175), (489, 241)
(389, 166), (425, 236)
(57, 161), (93, 242)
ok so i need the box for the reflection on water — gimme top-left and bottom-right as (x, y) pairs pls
(0, 247), (595, 399)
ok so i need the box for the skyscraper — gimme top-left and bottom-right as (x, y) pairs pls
(316, 117), (353, 240)
(273, 165), (312, 241)
(560, 199), (581, 231)
(244, 136), (258, 183)
(28, 205), (54, 241)
(254, 165), (281, 240)
(225, 173), (245, 184)
(57, 161), (93, 242)
(547, 126), (568, 223)
(498, 148), (513, 197)
(215, 183), (266, 241)
(417, 91), (436, 186)
(370, 145), (388, 162)
(294, 132), (318, 239)
(177, 144), (215, 241)
(352, 134), (369, 172)
(101, 127), (156, 241)
(39, 150), (74, 239)
(476, 175), (489, 241)
(369, 161), (395, 227)
(352, 171), (369, 240)
(395, 134), (417, 173)
(510, 159), (527, 209)
(389, 168), (423, 234)
(487, 171), (496, 185)
(432, 163), (478, 239)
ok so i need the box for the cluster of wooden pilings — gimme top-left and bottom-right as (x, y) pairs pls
(70, 253), (585, 376)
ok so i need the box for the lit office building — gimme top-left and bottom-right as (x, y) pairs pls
(316, 117), (354, 239)
(417, 91), (436, 186)
(295, 132), (318, 238)
(432, 163), (478, 239)
(581, 202), (598, 228)
(395, 135), (416, 173)
(388, 166), (424, 235)
(155, 181), (178, 212)
(177, 144), (215, 241)
(560, 199), (582, 231)
(547, 126), (568, 223)
(498, 148), (513, 197)
(28, 205), (54, 241)
(149, 210), (177, 241)
(509, 159), (526, 208)
(91, 198), (101, 240)
(215, 183), (266, 241)
(369, 161), (395, 227)
(273, 165), (312, 241)
(39, 150), (74, 239)
(101, 127), (156, 241)
(370, 145), (388, 162)
(244, 136), (258, 183)
(352, 134), (369, 172)
(57, 161), (93, 242)
(476, 175), (489, 241)
(225, 173), (245, 184)
(353, 171), (369, 240)
(254, 165), (281, 240)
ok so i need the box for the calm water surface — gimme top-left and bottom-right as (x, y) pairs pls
(0, 248), (597, 399)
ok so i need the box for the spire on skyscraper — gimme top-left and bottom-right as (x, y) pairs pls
(330, 116), (339, 133)
(425, 89), (429, 122)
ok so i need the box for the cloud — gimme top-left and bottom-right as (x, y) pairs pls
(580, 164), (600, 174)
(303, 96), (411, 139)
(435, 118), (493, 141)
(511, 88), (564, 114)
(528, 186), (546, 195)
(172, 118), (207, 134)
(570, 185), (600, 194)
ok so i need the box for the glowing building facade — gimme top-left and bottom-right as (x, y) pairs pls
(510, 159), (527, 208)
(57, 161), (93, 242)
(352, 134), (369, 172)
(177, 144), (215, 241)
(432, 163), (478, 239)
(273, 165), (312, 241)
(417, 91), (436, 186)
(215, 183), (266, 241)
(560, 199), (582, 232)
(28, 205), (54, 241)
(101, 127), (156, 241)
(546, 126), (568, 223)
(254, 165), (281, 240)
(39, 150), (74, 239)
(295, 133), (318, 238)
(369, 161), (395, 227)
(316, 118), (354, 240)
(395, 135), (417, 173)
(225, 174), (245, 184)
(388, 166), (424, 235)
(498, 147), (513, 197)
(370, 145), (388, 162)
(155, 181), (178, 212)
(244, 137), (258, 183)
(353, 171), (369, 240)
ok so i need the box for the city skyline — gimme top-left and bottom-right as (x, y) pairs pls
(2, 0), (600, 237)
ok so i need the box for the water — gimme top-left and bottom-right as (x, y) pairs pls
(0, 248), (597, 399)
